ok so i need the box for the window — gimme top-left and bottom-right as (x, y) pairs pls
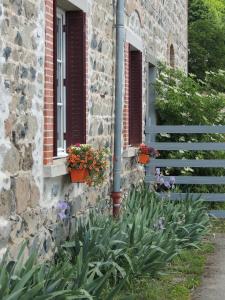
(128, 45), (142, 145)
(56, 8), (66, 155)
(170, 44), (175, 68)
(54, 5), (86, 157)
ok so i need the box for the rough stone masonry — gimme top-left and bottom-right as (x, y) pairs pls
(0, 0), (188, 257)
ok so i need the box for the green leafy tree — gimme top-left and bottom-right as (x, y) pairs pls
(189, 0), (225, 79)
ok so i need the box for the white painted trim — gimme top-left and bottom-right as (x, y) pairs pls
(123, 147), (138, 158)
(125, 28), (143, 52)
(58, 0), (88, 12)
(56, 8), (66, 154)
(44, 158), (68, 178)
(69, 0), (88, 12)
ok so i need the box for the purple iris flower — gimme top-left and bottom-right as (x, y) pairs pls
(159, 177), (164, 185)
(156, 174), (161, 183)
(164, 181), (171, 189)
(154, 217), (165, 231)
(57, 200), (69, 211)
(169, 176), (176, 185)
(58, 211), (67, 220)
(57, 200), (70, 220)
(156, 168), (160, 175)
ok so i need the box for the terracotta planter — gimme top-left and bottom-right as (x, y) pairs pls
(138, 153), (150, 165)
(70, 169), (89, 183)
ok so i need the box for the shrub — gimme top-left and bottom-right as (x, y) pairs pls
(155, 64), (225, 193)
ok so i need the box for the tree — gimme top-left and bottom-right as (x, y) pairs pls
(188, 0), (225, 79)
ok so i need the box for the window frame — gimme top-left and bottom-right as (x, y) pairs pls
(56, 7), (67, 157)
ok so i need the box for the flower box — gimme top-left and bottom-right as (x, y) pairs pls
(70, 168), (89, 183)
(67, 144), (109, 186)
(137, 143), (159, 165)
(138, 153), (150, 164)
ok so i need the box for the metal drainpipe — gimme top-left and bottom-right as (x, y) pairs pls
(111, 0), (125, 217)
(145, 66), (157, 185)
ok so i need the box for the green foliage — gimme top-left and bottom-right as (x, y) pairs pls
(115, 242), (214, 300)
(156, 65), (225, 125)
(189, 0), (210, 23)
(189, 0), (225, 78)
(0, 243), (90, 300)
(205, 69), (225, 93)
(0, 187), (209, 299)
(155, 64), (225, 193)
(204, 0), (225, 24)
(62, 186), (209, 298)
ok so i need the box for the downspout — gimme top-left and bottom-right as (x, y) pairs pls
(145, 66), (157, 184)
(111, 0), (125, 217)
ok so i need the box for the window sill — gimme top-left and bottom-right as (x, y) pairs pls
(123, 147), (138, 158)
(44, 148), (138, 178)
(44, 158), (68, 178)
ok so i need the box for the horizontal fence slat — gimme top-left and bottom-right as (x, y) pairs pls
(150, 159), (225, 168)
(149, 125), (225, 134)
(149, 175), (225, 184)
(209, 210), (225, 218)
(151, 142), (225, 151)
(148, 125), (225, 205)
(159, 193), (225, 202)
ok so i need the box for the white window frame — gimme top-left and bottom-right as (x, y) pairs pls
(56, 7), (67, 157)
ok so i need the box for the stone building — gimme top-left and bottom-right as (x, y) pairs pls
(0, 0), (188, 256)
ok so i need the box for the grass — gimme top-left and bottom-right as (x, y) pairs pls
(115, 216), (225, 300)
(210, 218), (225, 233)
(115, 242), (214, 300)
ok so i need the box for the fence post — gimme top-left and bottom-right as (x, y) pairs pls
(145, 65), (157, 184)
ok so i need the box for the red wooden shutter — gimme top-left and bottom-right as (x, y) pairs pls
(129, 50), (142, 145)
(66, 11), (86, 146)
(53, 1), (57, 156)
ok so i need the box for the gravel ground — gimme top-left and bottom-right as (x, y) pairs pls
(192, 233), (225, 300)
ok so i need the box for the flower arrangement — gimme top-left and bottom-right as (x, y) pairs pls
(67, 144), (109, 186)
(138, 143), (159, 164)
(67, 144), (92, 170)
(139, 143), (160, 157)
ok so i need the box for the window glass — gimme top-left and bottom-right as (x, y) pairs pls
(56, 8), (66, 156)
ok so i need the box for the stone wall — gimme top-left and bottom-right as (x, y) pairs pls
(0, 0), (45, 256)
(0, 0), (188, 257)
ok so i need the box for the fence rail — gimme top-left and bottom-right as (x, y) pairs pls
(150, 159), (225, 168)
(160, 193), (225, 202)
(146, 125), (225, 216)
(149, 125), (225, 134)
(151, 142), (225, 151)
(149, 175), (225, 185)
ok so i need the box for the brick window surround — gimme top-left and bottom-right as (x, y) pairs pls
(44, 0), (88, 165)
(44, 0), (55, 165)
